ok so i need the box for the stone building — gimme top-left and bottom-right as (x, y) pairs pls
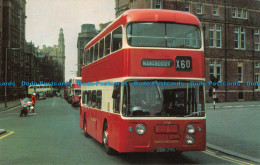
(0, 0), (27, 100)
(25, 42), (57, 84)
(77, 24), (98, 76)
(115, 0), (260, 102)
(40, 28), (66, 82)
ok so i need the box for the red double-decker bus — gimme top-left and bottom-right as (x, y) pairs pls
(69, 77), (81, 106)
(80, 9), (205, 154)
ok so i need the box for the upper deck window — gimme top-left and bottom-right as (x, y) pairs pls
(99, 38), (104, 58)
(112, 26), (123, 52)
(127, 22), (201, 49)
(105, 33), (111, 55)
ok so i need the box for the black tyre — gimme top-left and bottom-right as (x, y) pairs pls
(103, 122), (116, 155)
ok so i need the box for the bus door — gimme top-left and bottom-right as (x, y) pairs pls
(109, 84), (122, 150)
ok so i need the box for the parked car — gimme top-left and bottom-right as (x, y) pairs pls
(38, 92), (46, 100)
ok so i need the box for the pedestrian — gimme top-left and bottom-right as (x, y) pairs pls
(31, 93), (36, 113)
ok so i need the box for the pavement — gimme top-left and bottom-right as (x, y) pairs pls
(0, 100), (20, 136)
(0, 99), (20, 112)
(206, 101), (260, 163)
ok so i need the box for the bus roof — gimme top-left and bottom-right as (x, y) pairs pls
(84, 9), (201, 51)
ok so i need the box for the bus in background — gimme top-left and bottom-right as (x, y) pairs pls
(28, 85), (53, 98)
(65, 85), (70, 102)
(80, 9), (205, 154)
(68, 77), (82, 106)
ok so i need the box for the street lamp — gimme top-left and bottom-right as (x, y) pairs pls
(5, 48), (21, 108)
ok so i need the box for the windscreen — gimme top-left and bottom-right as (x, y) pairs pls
(127, 22), (201, 49)
(74, 80), (81, 84)
(122, 81), (205, 117)
(74, 90), (81, 95)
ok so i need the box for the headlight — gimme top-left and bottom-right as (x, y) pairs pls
(186, 124), (195, 134)
(135, 124), (146, 135)
(185, 135), (195, 145)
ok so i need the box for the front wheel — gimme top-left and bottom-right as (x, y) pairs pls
(103, 122), (116, 155)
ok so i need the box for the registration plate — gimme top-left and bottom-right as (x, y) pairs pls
(175, 56), (192, 71)
(156, 147), (176, 152)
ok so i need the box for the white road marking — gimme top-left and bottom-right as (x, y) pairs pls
(0, 118), (11, 120)
(52, 98), (56, 107)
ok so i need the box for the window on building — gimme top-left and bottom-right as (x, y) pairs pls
(209, 60), (222, 82)
(255, 29), (259, 35)
(241, 28), (246, 49)
(216, 25), (221, 48)
(197, 4), (202, 14)
(234, 27), (246, 50)
(243, 10), (247, 19)
(156, 0), (161, 9)
(209, 25), (214, 47)
(237, 9), (242, 18)
(80, 41), (84, 47)
(112, 26), (122, 52)
(212, 6), (218, 16)
(185, 3), (190, 12)
(209, 24), (222, 48)
(255, 74), (259, 90)
(255, 61), (260, 68)
(238, 92), (244, 100)
(232, 8), (248, 19)
(130, 0), (133, 8)
(80, 49), (84, 65)
(255, 43), (260, 51)
(232, 8), (237, 18)
(238, 63), (243, 82)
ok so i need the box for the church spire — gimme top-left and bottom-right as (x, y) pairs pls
(58, 28), (65, 57)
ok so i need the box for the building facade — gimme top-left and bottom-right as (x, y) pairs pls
(25, 42), (58, 85)
(115, 0), (260, 102)
(0, 0), (27, 100)
(77, 24), (98, 77)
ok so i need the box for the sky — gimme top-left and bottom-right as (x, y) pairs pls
(26, 0), (115, 81)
